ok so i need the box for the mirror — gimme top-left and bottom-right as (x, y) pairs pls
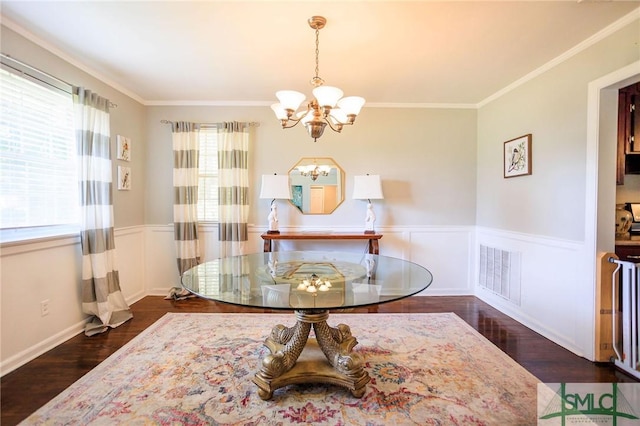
(289, 157), (344, 214)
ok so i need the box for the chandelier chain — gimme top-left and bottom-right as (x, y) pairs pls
(314, 28), (320, 81)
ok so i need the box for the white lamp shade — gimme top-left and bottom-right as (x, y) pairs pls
(352, 175), (384, 200)
(276, 90), (306, 111)
(337, 96), (365, 116)
(271, 103), (289, 120)
(260, 174), (292, 199)
(329, 108), (348, 124)
(299, 110), (314, 125)
(312, 86), (344, 108)
(318, 165), (332, 174)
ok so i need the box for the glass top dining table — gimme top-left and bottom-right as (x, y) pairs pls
(180, 250), (433, 400)
(180, 250), (433, 311)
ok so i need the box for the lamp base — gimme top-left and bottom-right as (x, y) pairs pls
(267, 230), (281, 234)
(364, 230), (376, 235)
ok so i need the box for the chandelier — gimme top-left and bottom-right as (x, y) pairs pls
(296, 163), (331, 181)
(296, 273), (332, 293)
(271, 16), (365, 142)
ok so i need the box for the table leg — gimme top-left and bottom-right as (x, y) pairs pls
(369, 239), (379, 255)
(253, 310), (370, 400)
(263, 239), (272, 252)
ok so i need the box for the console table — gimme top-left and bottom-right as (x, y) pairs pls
(261, 232), (383, 255)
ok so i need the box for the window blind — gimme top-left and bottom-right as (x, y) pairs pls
(197, 127), (219, 222)
(0, 66), (79, 236)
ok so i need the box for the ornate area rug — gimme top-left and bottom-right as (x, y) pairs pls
(21, 313), (539, 425)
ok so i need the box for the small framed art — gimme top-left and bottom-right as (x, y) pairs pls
(504, 134), (532, 178)
(118, 166), (131, 190)
(292, 185), (303, 212)
(117, 135), (131, 161)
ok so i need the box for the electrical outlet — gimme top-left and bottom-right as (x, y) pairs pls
(40, 299), (50, 317)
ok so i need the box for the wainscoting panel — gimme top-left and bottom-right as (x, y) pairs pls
(475, 227), (589, 359)
(407, 228), (474, 295)
(144, 225), (182, 296)
(1, 226), (146, 375)
(144, 225), (474, 297)
(115, 227), (146, 303)
(1, 235), (83, 375)
(3, 223), (593, 374)
(245, 226), (473, 296)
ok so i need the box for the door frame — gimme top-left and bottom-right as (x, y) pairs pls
(585, 60), (640, 361)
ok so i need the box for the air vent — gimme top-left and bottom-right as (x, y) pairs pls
(478, 245), (521, 305)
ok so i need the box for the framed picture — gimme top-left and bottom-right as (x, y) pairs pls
(117, 135), (131, 161)
(118, 166), (131, 190)
(504, 134), (532, 178)
(291, 185), (303, 212)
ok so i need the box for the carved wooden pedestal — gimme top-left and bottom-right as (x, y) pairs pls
(252, 310), (370, 400)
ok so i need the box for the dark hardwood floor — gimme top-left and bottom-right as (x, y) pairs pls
(1, 295), (637, 425)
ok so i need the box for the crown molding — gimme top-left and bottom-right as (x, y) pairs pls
(3, 6), (638, 110)
(477, 7), (640, 108)
(0, 15), (146, 104)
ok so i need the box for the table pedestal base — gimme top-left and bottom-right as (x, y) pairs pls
(252, 310), (370, 400)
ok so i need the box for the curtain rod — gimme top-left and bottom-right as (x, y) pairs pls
(160, 119), (259, 127)
(1, 53), (117, 108)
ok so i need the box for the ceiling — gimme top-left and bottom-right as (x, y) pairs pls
(1, 1), (638, 107)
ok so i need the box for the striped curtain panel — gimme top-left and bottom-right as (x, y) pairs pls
(172, 122), (201, 275)
(74, 88), (132, 336)
(219, 255), (251, 301)
(218, 122), (250, 257)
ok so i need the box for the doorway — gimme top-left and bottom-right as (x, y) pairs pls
(585, 60), (640, 361)
(309, 186), (324, 214)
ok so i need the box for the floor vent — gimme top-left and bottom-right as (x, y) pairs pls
(478, 245), (521, 305)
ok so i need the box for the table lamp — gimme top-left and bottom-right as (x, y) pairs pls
(352, 174), (384, 234)
(260, 174), (292, 234)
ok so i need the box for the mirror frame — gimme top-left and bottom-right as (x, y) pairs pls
(288, 157), (345, 215)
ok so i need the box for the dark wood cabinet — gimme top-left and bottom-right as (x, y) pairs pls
(614, 243), (640, 262)
(617, 82), (640, 184)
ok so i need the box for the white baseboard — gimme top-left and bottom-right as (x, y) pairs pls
(0, 289), (147, 377)
(475, 290), (585, 358)
(0, 318), (88, 376)
(474, 227), (590, 359)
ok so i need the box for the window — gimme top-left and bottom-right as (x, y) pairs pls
(0, 59), (79, 243)
(197, 126), (218, 222)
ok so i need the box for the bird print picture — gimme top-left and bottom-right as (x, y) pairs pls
(504, 134), (532, 178)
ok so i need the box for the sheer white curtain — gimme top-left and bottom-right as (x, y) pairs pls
(217, 122), (250, 257)
(172, 122), (201, 274)
(74, 88), (132, 336)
